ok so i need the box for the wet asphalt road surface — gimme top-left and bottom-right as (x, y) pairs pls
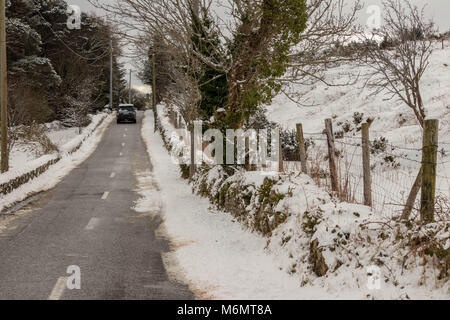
(0, 112), (194, 300)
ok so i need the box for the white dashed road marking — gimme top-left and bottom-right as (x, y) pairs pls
(101, 192), (110, 200)
(119, 152), (123, 156)
(110, 172), (116, 178)
(48, 277), (68, 300)
(122, 142), (125, 147)
(85, 218), (101, 230)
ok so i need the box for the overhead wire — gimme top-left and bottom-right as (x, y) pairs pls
(33, 3), (111, 62)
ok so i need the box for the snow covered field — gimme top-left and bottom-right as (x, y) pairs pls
(9, 116), (102, 171)
(267, 41), (450, 217)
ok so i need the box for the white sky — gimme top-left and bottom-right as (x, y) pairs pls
(358, 0), (450, 30)
(69, 0), (450, 91)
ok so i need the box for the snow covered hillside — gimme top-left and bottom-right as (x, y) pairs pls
(266, 41), (450, 217)
(267, 42), (449, 139)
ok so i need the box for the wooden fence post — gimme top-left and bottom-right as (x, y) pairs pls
(174, 113), (178, 128)
(361, 123), (372, 207)
(189, 123), (196, 179)
(277, 129), (283, 172)
(295, 123), (308, 174)
(420, 119), (439, 223)
(245, 137), (250, 171)
(325, 119), (339, 193)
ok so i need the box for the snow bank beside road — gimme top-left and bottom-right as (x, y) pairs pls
(141, 110), (335, 299)
(0, 113), (114, 212)
(59, 114), (109, 154)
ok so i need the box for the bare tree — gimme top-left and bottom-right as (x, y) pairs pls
(360, 0), (436, 128)
(279, 0), (362, 106)
(356, 0), (437, 220)
(90, 0), (362, 123)
(89, 0), (213, 125)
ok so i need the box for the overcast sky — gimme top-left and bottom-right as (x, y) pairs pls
(69, 0), (450, 91)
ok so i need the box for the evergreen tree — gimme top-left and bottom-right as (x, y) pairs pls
(6, 0), (61, 124)
(5, 0), (127, 125)
(189, 7), (228, 124)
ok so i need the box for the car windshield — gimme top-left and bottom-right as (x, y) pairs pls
(119, 106), (134, 112)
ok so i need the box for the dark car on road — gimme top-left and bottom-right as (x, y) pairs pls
(117, 104), (137, 123)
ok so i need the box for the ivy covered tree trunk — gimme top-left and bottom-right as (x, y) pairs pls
(225, 0), (308, 129)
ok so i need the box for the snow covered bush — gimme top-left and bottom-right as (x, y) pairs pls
(191, 163), (449, 291)
(268, 200), (449, 297)
(193, 166), (291, 235)
(18, 122), (58, 156)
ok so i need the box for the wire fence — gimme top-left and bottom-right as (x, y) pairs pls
(164, 109), (449, 218)
(281, 130), (450, 218)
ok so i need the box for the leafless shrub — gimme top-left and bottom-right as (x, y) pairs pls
(336, 144), (361, 204)
(281, 0), (363, 106)
(6, 85), (53, 153)
(307, 148), (328, 189)
(359, 0), (437, 128)
(19, 123), (58, 156)
(435, 194), (450, 221)
(356, 0), (437, 220)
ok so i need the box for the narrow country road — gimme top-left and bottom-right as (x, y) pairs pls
(0, 112), (194, 300)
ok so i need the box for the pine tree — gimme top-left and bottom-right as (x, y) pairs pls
(6, 0), (60, 124)
(5, 0), (127, 125)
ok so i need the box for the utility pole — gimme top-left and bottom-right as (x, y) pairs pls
(0, 0), (8, 173)
(109, 40), (113, 110)
(128, 69), (132, 104)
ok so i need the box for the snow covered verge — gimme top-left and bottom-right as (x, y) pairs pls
(141, 110), (334, 299)
(0, 112), (114, 212)
(148, 106), (449, 299)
